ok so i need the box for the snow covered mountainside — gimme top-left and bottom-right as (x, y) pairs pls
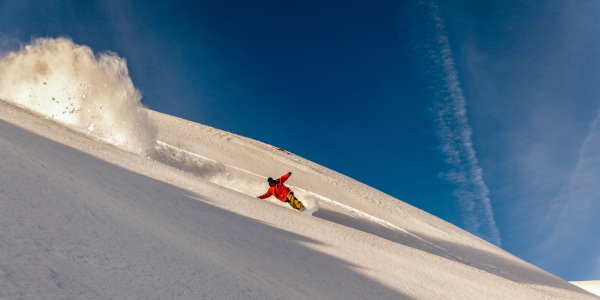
(0, 99), (598, 299)
(0, 38), (597, 299)
(572, 281), (600, 297)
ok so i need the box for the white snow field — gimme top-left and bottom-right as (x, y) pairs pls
(572, 281), (600, 297)
(0, 38), (598, 299)
(1, 102), (598, 300)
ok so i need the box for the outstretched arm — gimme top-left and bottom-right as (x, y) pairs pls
(279, 172), (292, 184)
(258, 190), (272, 199)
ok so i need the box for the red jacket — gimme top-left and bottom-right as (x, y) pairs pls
(259, 173), (292, 202)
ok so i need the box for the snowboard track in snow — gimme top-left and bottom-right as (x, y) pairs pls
(153, 140), (470, 265)
(152, 140), (579, 283)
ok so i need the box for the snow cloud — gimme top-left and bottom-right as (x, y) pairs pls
(418, 1), (501, 246)
(0, 37), (156, 154)
(0, 34), (19, 54)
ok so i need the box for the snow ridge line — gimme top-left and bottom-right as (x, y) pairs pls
(155, 140), (461, 261)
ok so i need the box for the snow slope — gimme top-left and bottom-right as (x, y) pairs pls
(0, 100), (597, 299)
(572, 281), (600, 297)
(0, 38), (597, 299)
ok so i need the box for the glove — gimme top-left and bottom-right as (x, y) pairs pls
(257, 196), (261, 199)
(288, 172), (292, 175)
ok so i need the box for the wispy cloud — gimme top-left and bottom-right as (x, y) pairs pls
(418, 0), (501, 246)
(537, 112), (600, 278)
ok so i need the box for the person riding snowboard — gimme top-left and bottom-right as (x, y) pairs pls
(257, 172), (305, 212)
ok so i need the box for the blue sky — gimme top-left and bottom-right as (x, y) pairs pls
(1, 0), (599, 281)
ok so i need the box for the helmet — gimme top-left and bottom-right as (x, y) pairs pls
(267, 177), (274, 185)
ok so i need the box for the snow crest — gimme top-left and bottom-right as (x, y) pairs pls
(0, 37), (156, 154)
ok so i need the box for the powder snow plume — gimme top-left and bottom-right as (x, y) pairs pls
(0, 37), (156, 154)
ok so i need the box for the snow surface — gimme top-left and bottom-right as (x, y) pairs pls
(0, 38), (598, 299)
(1, 101), (598, 299)
(572, 281), (600, 297)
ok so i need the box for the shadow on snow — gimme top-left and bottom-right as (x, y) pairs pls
(0, 119), (409, 299)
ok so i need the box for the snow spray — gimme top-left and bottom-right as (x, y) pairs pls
(0, 37), (157, 154)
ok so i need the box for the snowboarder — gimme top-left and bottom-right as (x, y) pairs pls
(257, 172), (305, 212)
